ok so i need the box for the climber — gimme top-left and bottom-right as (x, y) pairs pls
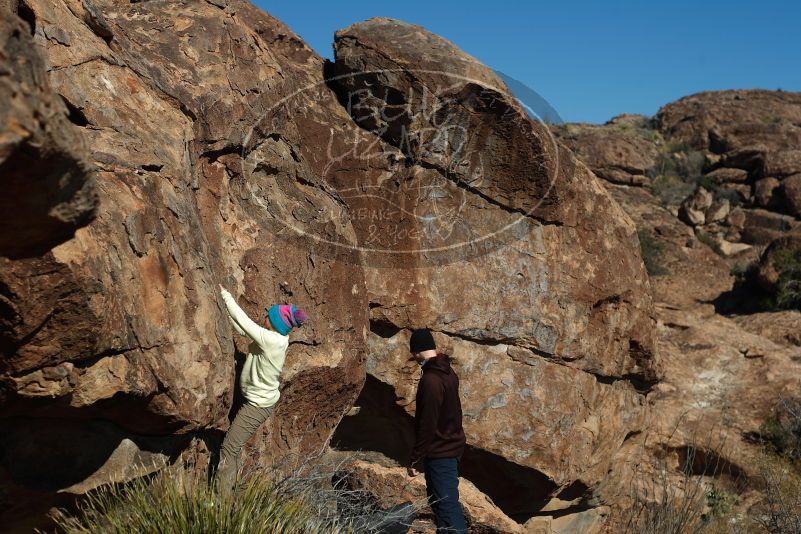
(216, 284), (307, 494)
(407, 328), (468, 534)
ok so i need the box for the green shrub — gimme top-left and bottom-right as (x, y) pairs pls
(695, 176), (742, 208)
(772, 248), (801, 310)
(759, 400), (801, 468)
(48, 467), (345, 534)
(650, 174), (696, 206)
(712, 185), (743, 208)
(760, 114), (784, 125)
(696, 232), (724, 258)
(647, 146), (737, 208)
(754, 401), (801, 533)
(704, 488), (738, 521)
(649, 153), (680, 182)
(648, 155), (703, 206)
(638, 230), (670, 276)
(649, 149), (705, 180)
(727, 260), (787, 314)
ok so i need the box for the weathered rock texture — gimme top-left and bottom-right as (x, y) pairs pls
(552, 87), (801, 526)
(331, 453), (525, 533)
(331, 18), (658, 375)
(551, 114), (661, 186)
(553, 90), (801, 260)
(0, 4), (97, 258)
(327, 17), (658, 525)
(580, 147), (801, 531)
(0, 4), (663, 531)
(1, 0), (371, 528)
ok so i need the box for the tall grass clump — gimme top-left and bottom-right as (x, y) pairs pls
(49, 466), (343, 534)
(48, 454), (420, 534)
(753, 454), (801, 533)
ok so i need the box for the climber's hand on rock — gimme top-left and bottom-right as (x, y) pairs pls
(407, 467), (419, 477)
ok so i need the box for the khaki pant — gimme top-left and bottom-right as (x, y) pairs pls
(217, 403), (273, 493)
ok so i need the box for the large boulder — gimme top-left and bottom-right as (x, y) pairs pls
(764, 150), (801, 178)
(777, 173), (801, 217)
(551, 114), (660, 186)
(327, 17), (658, 522)
(678, 186), (713, 226)
(330, 16), (657, 378)
(1, 0), (371, 523)
(334, 455), (525, 533)
(739, 208), (799, 245)
(655, 90), (801, 153)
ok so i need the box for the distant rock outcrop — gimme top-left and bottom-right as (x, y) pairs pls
(554, 90), (801, 271)
(552, 114), (660, 186)
(561, 89), (801, 530)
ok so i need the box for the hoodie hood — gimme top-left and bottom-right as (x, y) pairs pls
(423, 353), (453, 375)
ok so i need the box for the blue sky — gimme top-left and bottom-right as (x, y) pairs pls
(256, 1), (800, 124)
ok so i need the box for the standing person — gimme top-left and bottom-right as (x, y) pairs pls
(407, 328), (468, 534)
(216, 284), (307, 494)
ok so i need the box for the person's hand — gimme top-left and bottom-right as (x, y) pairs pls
(407, 466), (419, 477)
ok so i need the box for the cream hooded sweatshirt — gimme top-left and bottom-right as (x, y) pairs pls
(220, 288), (289, 408)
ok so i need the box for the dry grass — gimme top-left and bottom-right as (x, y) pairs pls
(620, 423), (746, 534)
(47, 453), (421, 534)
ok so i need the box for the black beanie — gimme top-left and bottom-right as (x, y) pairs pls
(409, 328), (436, 353)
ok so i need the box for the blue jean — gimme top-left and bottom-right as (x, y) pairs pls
(424, 457), (468, 534)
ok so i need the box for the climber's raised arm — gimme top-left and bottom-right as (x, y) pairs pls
(219, 285), (307, 353)
(220, 285), (262, 341)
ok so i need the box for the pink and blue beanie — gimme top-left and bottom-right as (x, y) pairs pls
(267, 304), (307, 336)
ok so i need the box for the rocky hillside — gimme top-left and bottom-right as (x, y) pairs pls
(554, 91), (801, 257)
(1, 0), (800, 533)
(553, 90), (801, 531)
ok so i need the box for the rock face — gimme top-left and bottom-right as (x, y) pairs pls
(562, 87), (801, 529)
(599, 176), (801, 532)
(327, 17), (657, 523)
(12, 2), (800, 533)
(656, 90), (801, 236)
(655, 90), (801, 154)
(1, 0), (370, 527)
(551, 114), (661, 186)
(0, 6), (97, 258)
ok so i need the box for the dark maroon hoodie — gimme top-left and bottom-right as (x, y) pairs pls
(410, 354), (466, 468)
